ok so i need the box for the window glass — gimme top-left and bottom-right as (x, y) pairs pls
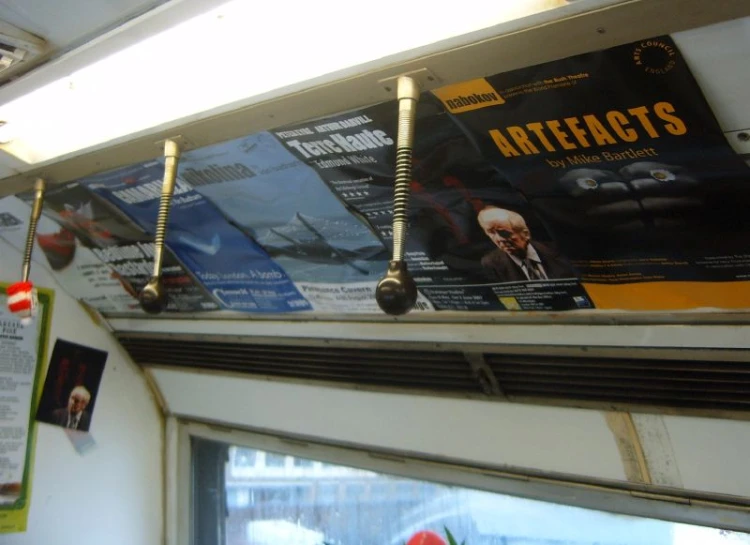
(264, 452), (286, 468)
(218, 443), (750, 545)
(234, 448), (257, 468)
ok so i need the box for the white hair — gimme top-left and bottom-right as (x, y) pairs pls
(70, 385), (91, 402)
(477, 206), (529, 233)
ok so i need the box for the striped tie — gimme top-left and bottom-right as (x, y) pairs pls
(524, 258), (542, 280)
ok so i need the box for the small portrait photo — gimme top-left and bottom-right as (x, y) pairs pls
(476, 206), (577, 283)
(35, 339), (108, 433)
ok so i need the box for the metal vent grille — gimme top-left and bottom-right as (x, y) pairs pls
(118, 335), (750, 413)
(120, 337), (479, 393)
(0, 21), (47, 81)
(485, 354), (750, 412)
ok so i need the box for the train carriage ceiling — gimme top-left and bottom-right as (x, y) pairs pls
(0, 0), (169, 85)
(1, 0), (750, 322)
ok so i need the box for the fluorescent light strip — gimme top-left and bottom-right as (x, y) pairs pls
(0, 0), (570, 165)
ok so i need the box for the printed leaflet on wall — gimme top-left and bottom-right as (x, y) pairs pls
(0, 284), (52, 533)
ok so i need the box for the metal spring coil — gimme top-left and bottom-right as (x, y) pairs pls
(392, 146), (413, 261)
(153, 195), (170, 251)
(22, 213), (38, 281)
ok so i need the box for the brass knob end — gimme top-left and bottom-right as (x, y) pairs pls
(138, 277), (168, 315)
(375, 261), (417, 316)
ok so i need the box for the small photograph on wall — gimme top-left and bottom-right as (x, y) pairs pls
(35, 339), (108, 433)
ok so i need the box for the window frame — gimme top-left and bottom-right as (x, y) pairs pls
(169, 417), (750, 545)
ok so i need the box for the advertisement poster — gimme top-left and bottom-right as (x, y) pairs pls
(178, 132), (432, 313)
(36, 339), (108, 433)
(83, 160), (311, 313)
(433, 35), (750, 310)
(30, 180), (222, 314)
(272, 97), (590, 311)
(0, 196), (137, 313)
(0, 283), (53, 533)
(2, 34), (749, 315)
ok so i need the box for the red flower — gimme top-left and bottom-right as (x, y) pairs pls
(407, 531), (447, 545)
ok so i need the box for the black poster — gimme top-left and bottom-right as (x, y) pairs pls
(434, 36), (750, 290)
(36, 339), (108, 433)
(272, 96), (591, 311)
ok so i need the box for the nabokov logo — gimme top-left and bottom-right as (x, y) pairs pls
(432, 78), (505, 114)
(445, 92), (501, 110)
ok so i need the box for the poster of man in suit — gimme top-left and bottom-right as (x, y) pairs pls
(35, 340), (107, 433)
(49, 386), (92, 431)
(477, 206), (576, 283)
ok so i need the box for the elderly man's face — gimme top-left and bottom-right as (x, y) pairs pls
(479, 210), (530, 258)
(68, 391), (89, 414)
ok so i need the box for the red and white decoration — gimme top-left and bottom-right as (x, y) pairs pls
(6, 281), (38, 326)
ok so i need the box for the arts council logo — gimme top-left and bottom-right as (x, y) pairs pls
(633, 39), (678, 75)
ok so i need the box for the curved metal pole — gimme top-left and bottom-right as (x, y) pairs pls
(138, 139), (181, 314)
(22, 178), (46, 282)
(6, 178), (45, 325)
(376, 76), (420, 315)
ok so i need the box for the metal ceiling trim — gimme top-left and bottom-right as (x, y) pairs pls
(2, 0), (749, 194)
(152, 364), (494, 403)
(464, 352), (505, 398)
(120, 330), (750, 418)
(146, 363), (750, 422)
(109, 319), (750, 352)
(114, 331), (750, 362)
(102, 308), (750, 324)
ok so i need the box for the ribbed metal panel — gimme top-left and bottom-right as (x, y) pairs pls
(118, 335), (750, 412)
(119, 337), (480, 393)
(485, 354), (750, 412)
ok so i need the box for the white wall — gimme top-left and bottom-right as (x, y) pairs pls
(151, 366), (750, 501)
(0, 238), (163, 545)
(674, 16), (750, 133)
(152, 367), (627, 480)
(662, 416), (750, 497)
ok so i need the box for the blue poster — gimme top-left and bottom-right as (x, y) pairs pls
(83, 160), (312, 313)
(179, 132), (401, 312)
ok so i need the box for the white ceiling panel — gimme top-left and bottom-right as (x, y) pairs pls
(0, 0), (746, 194)
(0, 0), (166, 51)
(673, 16), (750, 132)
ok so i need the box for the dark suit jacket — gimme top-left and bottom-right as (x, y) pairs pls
(50, 408), (91, 432)
(481, 242), (576, 283)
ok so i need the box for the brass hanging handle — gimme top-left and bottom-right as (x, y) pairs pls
(375, 76), (420, 316)
(22, 178), (46, 282)
(6, 178), (45, 325)
(138, 139), (181, 314)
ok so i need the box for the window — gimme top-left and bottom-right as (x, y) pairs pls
(233, 448), (257, 468)
(190, 436), (750, 545)
(263, 452), (286, 468)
